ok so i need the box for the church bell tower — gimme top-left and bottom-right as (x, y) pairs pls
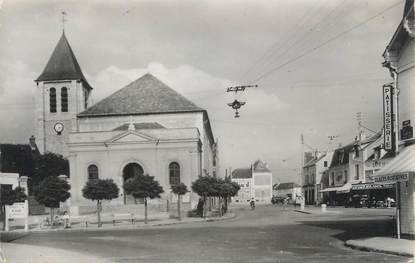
(35, 32), (92, 156)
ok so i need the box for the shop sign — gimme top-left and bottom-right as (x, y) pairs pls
(401, 120), (413, 140)
(352, 183), (394, 190)
(383, 85), (393, 150)
(374, 173), (408, 184)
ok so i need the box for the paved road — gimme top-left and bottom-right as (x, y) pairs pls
(11, 205), (409, 263)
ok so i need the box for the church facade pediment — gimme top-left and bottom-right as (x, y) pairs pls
(107, 131), (156, 144)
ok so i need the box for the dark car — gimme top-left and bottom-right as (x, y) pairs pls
(271, 196), (285, 204)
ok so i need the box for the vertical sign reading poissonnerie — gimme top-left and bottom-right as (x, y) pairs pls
(383, 85), (393, 150)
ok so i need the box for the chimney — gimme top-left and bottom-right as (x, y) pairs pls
(29, 135), (37, 151)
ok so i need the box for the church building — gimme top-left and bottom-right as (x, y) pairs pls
(35, 32), (217, 215)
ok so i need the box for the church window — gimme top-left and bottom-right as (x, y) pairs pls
(49, 88), (57, 113)
(88, 165), (99, 180)
(169, 162), (180, 185)
(61, 87), (68, 112)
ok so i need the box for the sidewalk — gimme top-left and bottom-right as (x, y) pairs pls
(3, 212), (236, 234)
(0, 243), (108, 263)
(345, 237), (415, 257)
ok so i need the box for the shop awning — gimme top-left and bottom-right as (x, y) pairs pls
(320, 183), (352, 193)
(374, 144), (415, 184)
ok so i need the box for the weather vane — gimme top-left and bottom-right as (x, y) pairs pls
(61, 11), (67, 32)
(226, 84), (258, 118)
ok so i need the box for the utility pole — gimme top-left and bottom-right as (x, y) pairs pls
(301, 134), (304, 187)
(356, 112), (362, 140)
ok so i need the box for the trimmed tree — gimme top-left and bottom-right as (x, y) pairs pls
(0, 186), (27, 230)
(123, 174), (164, 224)
(32, 153), (69, 192)
(219, 181), (240, 215)
(191, 176), (217, 218)
(34, 176), (70, 223)
(82, 179), (119, 227)
(171, 183), (188, 221)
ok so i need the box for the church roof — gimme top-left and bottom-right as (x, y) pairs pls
(36, 33), (92, 89)
(78, 73), (204, 117)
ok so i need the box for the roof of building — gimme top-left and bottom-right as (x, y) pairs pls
(36, 33), (92, 89)
(252, 160), (271, 173)
(112, 122), (165, 131)
(274, 182), (301, 190)
(304, 153), (327, 167)
(0, 144), (38, 177)
(330, 132), (382, 167)
(232, 168), (252, 179)
(383, 0), (413, 56)
(78, 73), (204, 118)
(330, 143), (355, 167)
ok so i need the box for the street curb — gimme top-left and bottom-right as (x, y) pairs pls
(293, 210), (312, 214)
(344, 240), (414, 258)
(1, 213), (237, 236)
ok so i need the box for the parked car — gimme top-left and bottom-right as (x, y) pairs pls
(271, 196), (285, 205)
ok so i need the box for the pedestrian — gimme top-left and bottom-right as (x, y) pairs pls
(250, 198), (255, 210)
(221, 202), (226, 215)
(63, 211), (70, 229)
(197, 198), (204, 218)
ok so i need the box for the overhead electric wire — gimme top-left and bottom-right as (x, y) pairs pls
(248, 0), (403, 84)
(244, 0), (349, 85)
(240, 0), (331, 82)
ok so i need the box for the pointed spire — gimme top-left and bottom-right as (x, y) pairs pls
(36, 32), (92, 89)
(61, 11), (67, 33)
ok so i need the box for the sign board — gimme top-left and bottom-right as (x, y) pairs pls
(5, 201), (28, 231)
(6, 202), (27, 219)
(352, 183), (394, 190)
(374, 173), (409, 184)
(401, 120), (413, 140)
(383, 85), (393, 150)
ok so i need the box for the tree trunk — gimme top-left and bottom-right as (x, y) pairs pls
(144, 198), (148, 224)
(2, 205), (5, 231)
(177, 195), (181, 221)
(50, 207), (54, 224)
(203, 195), (207, 219)
(97, 200), (102, 227)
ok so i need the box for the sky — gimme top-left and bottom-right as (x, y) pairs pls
(0, 0), (404, 183)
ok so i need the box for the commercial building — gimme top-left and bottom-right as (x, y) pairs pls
(320, 133), (394, 206)
(375, 0), (415, 239)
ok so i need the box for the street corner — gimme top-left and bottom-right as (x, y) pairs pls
(1, 243), (109, 263)
(345, 237), (415, 258)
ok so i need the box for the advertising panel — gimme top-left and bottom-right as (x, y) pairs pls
(383, 85), (393, 150)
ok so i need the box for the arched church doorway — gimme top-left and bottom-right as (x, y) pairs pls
(122, 163), (144, 204)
